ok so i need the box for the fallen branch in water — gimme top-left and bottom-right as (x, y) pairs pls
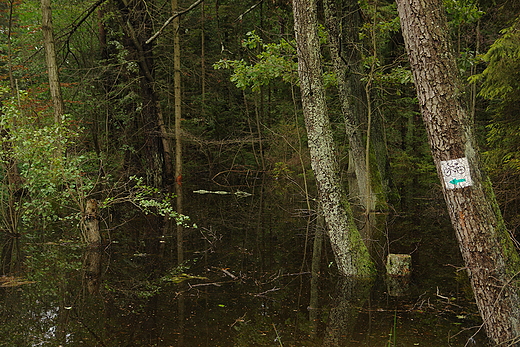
(252, 287), (281, 297)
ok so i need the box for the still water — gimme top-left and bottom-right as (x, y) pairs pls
(0, 180), (486, 346)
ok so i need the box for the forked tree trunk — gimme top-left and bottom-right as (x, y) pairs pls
(292, 0), (374, 277)
(396, 0), (520, 343)
(323, 0), (389, 259)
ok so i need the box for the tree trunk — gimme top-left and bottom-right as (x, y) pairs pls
(40, 0), (64, 124)
(323, 0), (388, 259)
(172, 0), (184, 265)
(396, 0), (520, 343)
(115, 0), (174, 188)
(83, 199), (101, 245)
(292, 0), (374, 277)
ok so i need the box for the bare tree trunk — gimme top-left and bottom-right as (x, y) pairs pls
(292, 0), (374, 277)
(172, 0), (184, 265)
(396, 0), (520, 343)
(83, 199), (101, 245)
(41, 0), (64, 124)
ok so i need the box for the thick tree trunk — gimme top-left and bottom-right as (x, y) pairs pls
(292, 0), (374, 277)
(323, 0), (388, 259)
(396, 0), (520, 344)
(116, 0), (173, 187)
(83, 199), (101, 245)
(40, 0), (64, 124)
(323, 0), (369, 211)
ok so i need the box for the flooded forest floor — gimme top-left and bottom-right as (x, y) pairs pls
(0, 177), (488, 346)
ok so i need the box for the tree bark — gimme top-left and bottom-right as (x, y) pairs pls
(41, 0), (64, 124)
(115, 0), (174, 187)
(396, 0), (520, 343)
(172, 0), (184, 264)
(323, 0), (389, 258)
(83, 199), (101, 245)
(323, 0), (369, 211)
(292, 0), (374, 277)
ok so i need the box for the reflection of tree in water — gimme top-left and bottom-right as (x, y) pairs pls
(1, 233), (21, 275)
(323, 278), (373, 347)
(83, 247), (102, 295)
(0, 180), (489, 347)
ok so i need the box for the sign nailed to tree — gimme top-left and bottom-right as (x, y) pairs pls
(440, 157), (473, 190)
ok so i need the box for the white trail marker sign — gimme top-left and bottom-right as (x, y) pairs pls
(440, 157), (473, 190)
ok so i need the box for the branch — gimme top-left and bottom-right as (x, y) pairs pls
(145, 0), (204, 45)
(57, 0), (108, 42)
(23, 0), (107, 66)
(236, 0), (264, 22)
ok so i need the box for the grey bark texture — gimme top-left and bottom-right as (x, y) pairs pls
(396, 0), (520, 343)
(323, 0), (389, 259)
(292, 0), (374, 277)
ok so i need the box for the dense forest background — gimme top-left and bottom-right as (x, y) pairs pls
(1, 0), (520, 276)
(2, 0), (520, 345)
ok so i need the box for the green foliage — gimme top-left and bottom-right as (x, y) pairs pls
(124, 176), (194, 227)
(471, 19), (520, 173)
(0, 89), (193, 234)
(213, 31), (299, 91)
(272, 161), (294, 180)
(159, 264), (207, 284)
(0, 89), (95, 228)
(359, 1), (401, 42)
(470, 19), (520, 100)
(444, 0), (484, 27)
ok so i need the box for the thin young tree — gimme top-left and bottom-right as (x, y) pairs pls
(396, 0), (520, 343)
(172, 0), (184, 264)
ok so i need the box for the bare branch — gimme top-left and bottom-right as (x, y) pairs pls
(146, 0), (204, 45)
(57, 0), (108, 42)
(236, 0), (264, 22)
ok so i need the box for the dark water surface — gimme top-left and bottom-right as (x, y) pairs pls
(1, 181), (487, 346)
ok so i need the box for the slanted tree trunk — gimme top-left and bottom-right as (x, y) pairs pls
(292, 0), (374, 277)
(323, 0), (389, 259)
(396, 0), (520, 343)
(40, 0), (64, 124)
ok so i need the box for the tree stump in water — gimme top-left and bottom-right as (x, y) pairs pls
(386, 253), (412, 296)
(83, 199), (101, 245)
(386, 254), (412, 276)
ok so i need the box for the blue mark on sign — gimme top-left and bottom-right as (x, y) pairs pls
(449, 178), (467, 185)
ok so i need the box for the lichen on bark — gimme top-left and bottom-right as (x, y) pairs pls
(293, 0), (375, 277)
